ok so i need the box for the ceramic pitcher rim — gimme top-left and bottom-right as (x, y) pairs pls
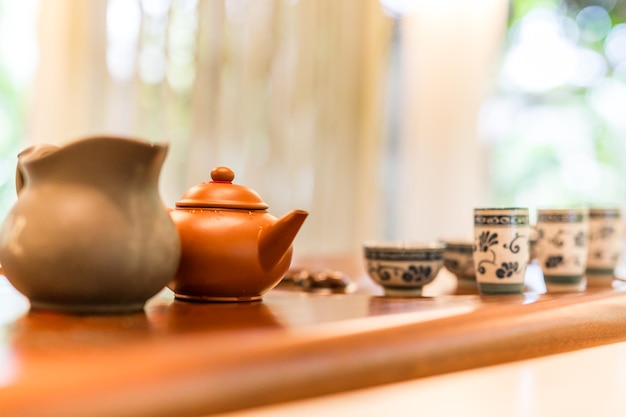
(19, 135), (169, 165)
(65, 135), (169, 149)
(21, 135), (168, 154)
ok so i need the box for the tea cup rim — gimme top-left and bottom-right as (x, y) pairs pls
(363, 241), (445, 251)
(441, 239), (473, 247)
(474, 207), (528, 211)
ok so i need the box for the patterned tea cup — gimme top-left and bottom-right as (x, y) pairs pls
(472, 207), (530, 295)
(586, 207), (623, 287)
(443, 239), (475, 281)
(363, 241), (445, 297)
(535, 207), (589, 292)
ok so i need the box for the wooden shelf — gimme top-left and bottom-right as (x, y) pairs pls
(2, 256), (626, 416)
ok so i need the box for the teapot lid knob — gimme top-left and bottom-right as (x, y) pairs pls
(175, 165), (269, 210)
(211, 166), (235, 183)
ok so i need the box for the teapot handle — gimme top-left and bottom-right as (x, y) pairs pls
(15, 144), (60, 195)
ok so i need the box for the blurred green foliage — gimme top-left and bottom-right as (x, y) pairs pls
(487, 0), (626, 210)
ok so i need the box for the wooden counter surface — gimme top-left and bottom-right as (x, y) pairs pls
(2, 255), (626, 416)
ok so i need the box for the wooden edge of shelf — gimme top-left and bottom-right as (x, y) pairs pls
(194, 289), (626, 415)
(4, 289), (626, 417)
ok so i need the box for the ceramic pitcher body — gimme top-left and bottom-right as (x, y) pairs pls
(0, 136), (181, 313)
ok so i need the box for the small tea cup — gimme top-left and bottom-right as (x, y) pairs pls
(473, 207), (530, 294)
(586, 207), (623, 287)
(442, 239), (475, 281)
(363, 241), (445, 297)
(535, 207), (589, 292)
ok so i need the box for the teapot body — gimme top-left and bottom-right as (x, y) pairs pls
(0, 136), (181, 313)
(168, 208), (293, 302)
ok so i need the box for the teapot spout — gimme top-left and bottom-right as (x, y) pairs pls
(259, 210), (308, 271)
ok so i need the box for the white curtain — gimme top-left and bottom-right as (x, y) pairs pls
(394, 0), (509, 242)
(25, 0), (507, 257)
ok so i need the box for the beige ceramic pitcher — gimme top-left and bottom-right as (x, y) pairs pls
(0, 136), (181, 313)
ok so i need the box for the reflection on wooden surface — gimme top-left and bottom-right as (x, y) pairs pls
(150, 298), (284, 333)
(1, 255), (626, 417)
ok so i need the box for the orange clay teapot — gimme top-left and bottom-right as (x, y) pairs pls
(167, 166), (308, 302)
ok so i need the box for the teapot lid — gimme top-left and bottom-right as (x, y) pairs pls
(175, 166), (269, 210)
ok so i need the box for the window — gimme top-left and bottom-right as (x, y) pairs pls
(480, 0), (626, 215)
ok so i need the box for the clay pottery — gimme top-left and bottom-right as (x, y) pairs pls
(0, 136), (181, 313)
(168, 166), (308, 302)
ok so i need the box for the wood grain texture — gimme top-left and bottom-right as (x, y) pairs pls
(1, 260), (626, 416)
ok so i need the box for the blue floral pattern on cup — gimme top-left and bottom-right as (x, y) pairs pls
(541, 229), (586, 271)
(369, 264), (433, 283)
(472, 208), (530, 294)
(535, 208), (589, 286)
(443, 240), (475, 280)
(586, 208), (623, 277)
(473, 231), (526, 280)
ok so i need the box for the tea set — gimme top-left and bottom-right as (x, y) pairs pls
(364, 206), (623, 297)
(0, 136), (308, 313)
(0, 136), (621, 314)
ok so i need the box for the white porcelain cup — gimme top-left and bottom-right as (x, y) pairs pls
(473, 207), (530, 294)
(586, 207), (623, 286)
(535, 208), (589, 291)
